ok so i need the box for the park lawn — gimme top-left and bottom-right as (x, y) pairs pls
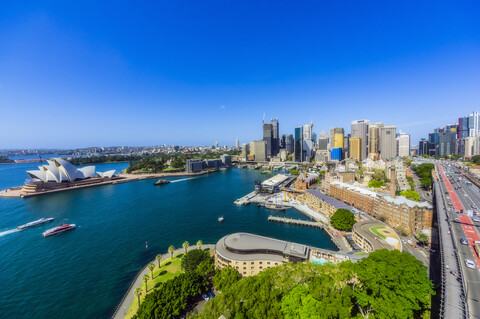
(354, 251), (367, 255)
(370, 226), (387, 240)
(125, 254), (184, 319)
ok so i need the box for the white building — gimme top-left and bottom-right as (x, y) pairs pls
(396, 133), (410, 157)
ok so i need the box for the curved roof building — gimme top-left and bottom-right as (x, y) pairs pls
(26, 158), (112, 183)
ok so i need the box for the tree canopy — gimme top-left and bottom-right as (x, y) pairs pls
(181, 249), (210, 272)
(400, 190), (420, 202)
(212, 266), (241, 291)
(412, 163), (434, 190)
(330, 208), (356, 231)
(368, 179), (384, 188)
(195, 250), (434, 319)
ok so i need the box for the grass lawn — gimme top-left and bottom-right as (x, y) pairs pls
(125, 253), (184, 319)
(370, 226), (387, 240)
(354, 251), (367, 255)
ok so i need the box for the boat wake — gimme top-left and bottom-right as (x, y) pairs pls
(0, 229), (20, 237)
(170, 177), (199, 183)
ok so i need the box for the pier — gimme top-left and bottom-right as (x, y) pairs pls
(267, 215), (324, 229)
(234, 191), (257, 205)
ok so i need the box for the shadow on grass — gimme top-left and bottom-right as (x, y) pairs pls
(164, 261), (171, 267)
(176, 253), (184, 259)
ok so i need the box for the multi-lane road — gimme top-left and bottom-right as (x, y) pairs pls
(437, 163), (480, 318)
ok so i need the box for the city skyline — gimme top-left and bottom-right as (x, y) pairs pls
(1, 1), (479, 149)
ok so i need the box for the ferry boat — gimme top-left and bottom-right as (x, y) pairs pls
(154, 179), (170, 186)
(17, 218), (54, 230)
(265, 204), (287, 211)
(43, 224), (76, 237)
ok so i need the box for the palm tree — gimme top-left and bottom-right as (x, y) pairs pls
(183, 241), (189, 254)
(148, 262), (155, 280)
(134, 287), (142, 307)
(143, 274), (149, 292)
(168, 245), (175, 259)
(156, 254), (162, 269)
(196, 240), (203, 250)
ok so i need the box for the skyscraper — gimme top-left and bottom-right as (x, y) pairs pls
(295, 127), (303, 162)
(351, 120), (370, 160)
(250, 141), (267, 162)
(468, 111), (479, 137)
(263, 123), (273, 158)
(317, 131), (329, 151)
(368, 122), (383, 158)
(284, 134), (294, 154)
(235, 139), (239, 148)
(349, 137), (362, 161)
(379, 126), (397, 159)
(263, 119), (280, 158)
(333, 128), (344, 148)
(396, 133), (410, 157)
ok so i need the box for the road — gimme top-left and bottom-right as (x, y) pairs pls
(437, 163), (480, 319)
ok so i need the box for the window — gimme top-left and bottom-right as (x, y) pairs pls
(251, 271), (255, 275)
(251, 266), (254, 270)
(267, 262), (270, 265)
(243, 267), (246, 270)
(251, 262), (254, 265)
(236, 262), (239, 265)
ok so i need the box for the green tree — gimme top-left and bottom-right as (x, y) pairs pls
(354, 249), (434, 318)
(472, 155), (480, 164)
(400, 190), (420, 202)
(196, 240), (203, 250)
(182, 241), (189, 254)
(416, 232), (429, 246)
(181, 249), (209, 272)
(330, 209), (356, 231)
(368, 179), (384, 188)
(212, 266), (241, 291)
(156, 254), (162, 269)
(168, 245), (175, 259)
(148, 262), (155, 280)
(134, 287), (142, 307)
(290, 169), (300, 175)
(143, 274), (150, 292)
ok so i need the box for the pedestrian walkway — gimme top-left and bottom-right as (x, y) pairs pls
(112, 244), (215, 319)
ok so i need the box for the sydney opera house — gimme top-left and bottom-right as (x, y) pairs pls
(26, 158), (115, 183)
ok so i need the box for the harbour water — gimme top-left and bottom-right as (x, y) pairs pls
(0, 162), (336, 318)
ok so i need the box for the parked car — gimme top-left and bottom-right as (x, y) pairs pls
(472, 217), (480, 222)
(208, 291), (215, 299)
(202, 294), (209, 301)
(465, 259), (476, 270)
(460, 238), (469, 245)
(454, 218), (461, 223)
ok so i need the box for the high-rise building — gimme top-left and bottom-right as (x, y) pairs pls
(235, 139), (239, 148)
(396, 133), (410, 157)
(458, 116), (469, 139)
(241, 143), (250, 161)
(215, 141), (219, 148)
(311, 132), (317, 147)
(351, 120), (370, 160)
(368, 122), (383, 157)
(303, 123), (313, 141)
(438, 125), (457, 156)
(333, 128), (344, 148)
(349, 137), (362, 161)
(343, 134), (350, 159)
(465, 137), (479, 157)
(263, 119), (280, 158)
(250, 141), (267, 162)
(379, 126), (397, 159)
(271, 118), (280, 156)
(295, 127), (303, 162)
(263, 123), (273, 158)
(468, 111), (479, 137)
(284, 134), (294, 154)
(317, 131), (329, 151)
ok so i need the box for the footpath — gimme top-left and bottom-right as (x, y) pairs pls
(112, 244), (215, 319)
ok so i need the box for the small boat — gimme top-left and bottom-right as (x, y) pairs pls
(154, 179), (170, 186)
(265, 204), (287, 211)
(218, 216), (224, 222)
(18, 218), (54, 230)
(43, 224), (76, 237)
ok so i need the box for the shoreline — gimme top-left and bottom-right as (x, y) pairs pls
(0, 170), (217, 198)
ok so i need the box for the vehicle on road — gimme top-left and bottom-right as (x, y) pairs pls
(473, 217), (480, 222)
(202, 294), (209, 301)
(460, 238), (469, 245)
(454, 218), (461, 223)
(465, 259), (476, 269)
(474, 241), (480, 258)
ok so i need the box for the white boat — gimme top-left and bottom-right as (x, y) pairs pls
(17, 218), (54, 230)
(43, 224), (76, 237)
(218, 216), (224, 222)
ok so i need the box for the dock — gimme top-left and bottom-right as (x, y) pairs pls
(267, 215), (324, 229)
(234, 191), (257, 205)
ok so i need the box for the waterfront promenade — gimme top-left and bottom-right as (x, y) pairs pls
(112, 244), (215, 319)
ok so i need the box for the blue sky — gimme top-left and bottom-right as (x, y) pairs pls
(0, 1), (479, 148)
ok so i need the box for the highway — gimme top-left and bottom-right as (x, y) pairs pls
(437, 163), (480, 318)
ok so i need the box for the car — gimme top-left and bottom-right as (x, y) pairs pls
(465, 259), (476, 270)
(208, 291), (215, 298)
(454, 218), (461, 223)
(460, 238), (469, 245)
(430, 249), (436, 253)
(472, 217), (480, 222)
(202, 294), (209, 301)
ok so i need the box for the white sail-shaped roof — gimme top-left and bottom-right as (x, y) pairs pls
(78, 166), (95, 179)
(97, 170), (115, 178)
(25, 158), (98, 184)
(54, 158), (78, 182)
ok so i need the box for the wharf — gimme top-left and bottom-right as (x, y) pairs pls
(268, 216), (323, 229)
(234, 191), (257, 205)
